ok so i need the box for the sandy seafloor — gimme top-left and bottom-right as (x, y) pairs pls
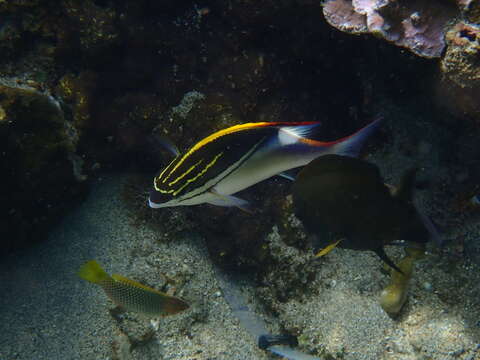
(0, 174), (274, 360)
(1, 102), (480, 360)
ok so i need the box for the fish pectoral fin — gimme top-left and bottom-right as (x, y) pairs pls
(374, 247), (404, 275)
(315, 239), (342, 257)
(208, 190), (253, 214)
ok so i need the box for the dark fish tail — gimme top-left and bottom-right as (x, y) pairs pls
(375, 247), (404, 275)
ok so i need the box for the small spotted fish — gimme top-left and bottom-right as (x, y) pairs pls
(149, 119), (381, 209)
(78, 260), (189, 316)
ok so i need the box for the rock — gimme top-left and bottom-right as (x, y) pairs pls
(0, 80), (87, 253)
(442, 22), (480, 89)
(322, 0), (459, 58)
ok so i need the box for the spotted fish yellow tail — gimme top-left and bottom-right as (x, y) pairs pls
(78, 260), (110, 284)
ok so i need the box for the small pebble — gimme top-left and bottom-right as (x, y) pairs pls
(423, 282), (433, 291)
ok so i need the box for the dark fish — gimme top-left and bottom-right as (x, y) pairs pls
(292, 154), (435, 273)
(149, 119), (380, 209)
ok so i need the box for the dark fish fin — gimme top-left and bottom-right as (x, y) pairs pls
(394, 167), (418, 202)
(375, 247), (404, 275)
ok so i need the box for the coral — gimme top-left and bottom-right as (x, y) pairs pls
(60, 0), (119, 53)
(321, 0), (480, 123)
(0, 80), (87, 253)
(464, 0), (480, 23)
(441, 22), (480, 88)
(435, 21), (480, 124)
(55, 71), (97, 131)
(0, 0), (57, 58)
(322, 0), (459, 58)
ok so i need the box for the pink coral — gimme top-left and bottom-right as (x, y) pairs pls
(323, 0), (459, 58)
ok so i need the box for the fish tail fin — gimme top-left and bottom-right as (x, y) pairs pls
(330, 116), (382, 157)
(375, 247), (404, 275)
(78, 260), (111, 284)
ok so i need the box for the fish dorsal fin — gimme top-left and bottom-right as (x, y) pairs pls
(278, 122), (321, 145)
(112, 274), (168, 296)
(394, 167), (418, 203)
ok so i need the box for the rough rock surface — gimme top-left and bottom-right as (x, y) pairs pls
(0, 80), (87, 252)
(322, 0), (459, 58)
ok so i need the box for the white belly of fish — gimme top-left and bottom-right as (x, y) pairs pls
(212, 145), (320, 198)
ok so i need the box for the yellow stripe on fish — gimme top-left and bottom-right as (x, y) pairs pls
(78, 260), (189, 316)
(161, 122), (275, 183)
(149, 119), (381, 209)
(172, 152), (224, 196)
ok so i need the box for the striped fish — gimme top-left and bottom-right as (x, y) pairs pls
(149, 119), (380, 209)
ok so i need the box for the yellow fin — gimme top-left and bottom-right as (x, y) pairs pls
(78, 260), (111, 284)
(315, 239), (342, 257)
(111, 274), (169, 296)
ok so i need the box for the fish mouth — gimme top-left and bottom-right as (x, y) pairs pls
(148, 198), (167, 209)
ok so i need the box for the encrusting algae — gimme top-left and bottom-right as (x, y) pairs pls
(78, 260), (189, 316)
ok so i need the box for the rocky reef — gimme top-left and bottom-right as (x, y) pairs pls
(322, 0), (480, 124)
(0, 80), (87, 252)
(322, 0), (460, 58)
(1, 1), (480, 359)
(1, 0), (479, 273)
